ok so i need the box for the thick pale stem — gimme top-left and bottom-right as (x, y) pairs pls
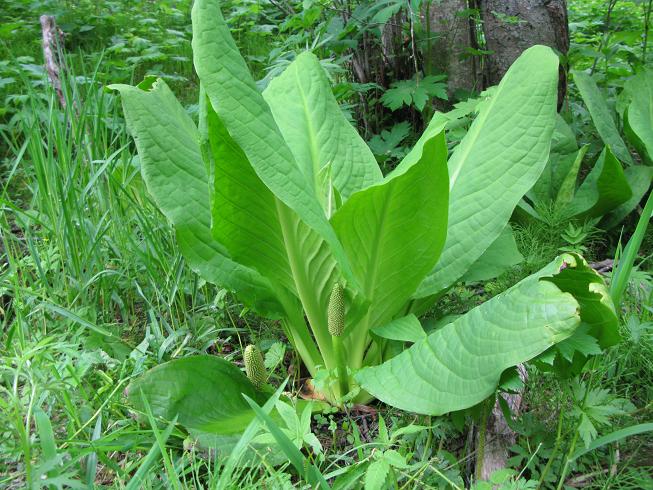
(332, 335), (349, 399)
(277, 290), (322, 376)
(275, 200), (335, 370)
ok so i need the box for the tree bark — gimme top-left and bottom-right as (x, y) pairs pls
(480, 0), (569, 108)
(475, 365), (528, 481)
(426, 0), (478, 99)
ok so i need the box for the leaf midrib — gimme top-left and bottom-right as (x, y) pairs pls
(294, 64), (322, 200)
(364, 185), (394, 302)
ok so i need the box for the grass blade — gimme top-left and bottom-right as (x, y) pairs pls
(572, 423), (653, 460)
(244, 395), (331, 489)
(610, 190), (653, 306)
(125, 415), (177, 490)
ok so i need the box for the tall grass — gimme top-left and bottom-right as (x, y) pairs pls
(0, 60), (265, 487)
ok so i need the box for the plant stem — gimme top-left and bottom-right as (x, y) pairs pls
(556, 429), (580, 490)
(332, 335), (349, 399)
(590, 0), (617, 75)
(538, 404), (565, 488)
(275, 200), (335, 369)
(643, 0), (653, 62)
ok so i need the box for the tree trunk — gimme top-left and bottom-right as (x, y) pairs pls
(426, 0), (478, 100)
(475, 365), (528, 482)
(480, 0), (569, 108)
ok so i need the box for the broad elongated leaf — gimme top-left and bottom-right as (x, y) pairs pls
(461, 225), (523, 283)
(263, 52), (382, 201)
(572, 70), (634, 165)
(602, 166), (653, 229)
(109, 80), (282, 317)
(555, 145), (589, 209)
(531, 115), (579, 204)
(371, 315), (426, 343)
(127, 356), (267, 435)
(564, 147), (632, 219)
(624, 70), (653, 163)
(204, 102), (326, 371)
(357, 255), (617, 415)
(543, 256), (619, 349)
(331, 131), (448, 332)
(415, 45), (559, 299)
(207, 103), (295, 294)
(192, 0), (356, 287)
(208, 102), (356, 371)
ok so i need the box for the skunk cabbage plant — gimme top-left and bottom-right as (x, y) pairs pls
(112, 0), (619, 435)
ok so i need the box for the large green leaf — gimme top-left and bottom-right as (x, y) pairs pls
(204, 102), (326, 371)
(206, 103), (295, 294)
(623, 70), (653, 163)
(601, 166), (653, 229)
(331, 131), (449, 337)
(127, 356), (267, 435)
(564, 146), (632, 219)
(262, 52), (382, 201)
(531, 115), (580, 204)
(357, 255), (616, 415)
(192, 0), (356, 287)
(414, 45), (559, 299)
(543, 255), (620, 349)
(371, 315), (426, 343)
(461, 224), (523, 283)
(572, 70), (634, 166)
(205, 99), (352, 370)
(555, 144), (589, 210)
(109, 80), (282, 317)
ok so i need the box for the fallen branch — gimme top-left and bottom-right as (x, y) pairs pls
(40, 14), (66, 108)
(590, 259), (614, 274)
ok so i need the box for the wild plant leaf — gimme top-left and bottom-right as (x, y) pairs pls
(206, 91), (342, 371)
(368, 122), (412, 161)
(371, 315), (426, 343)
(357, 255), (617, 415)
(555, 144), (589, 209)
(127, 355), (267, 435)
(601, 166), (653, 229)
(391, 113), (448, 175)
(555, 325), (602, 362)
(364, 459), (390, 490)
(543, 254), (620, 349)
(571, 423), (653, 461)
(262, 52), (382, 201)
(245, 395), (331, 489)
(531, 115), (579, 204)
(461, 224), (523, 283)
(331, 131), (448, 335)
(572, 70), (634, 165)
(108, 80), (283, 317)
(623, 70), (653, 163)
(192, 0), (356, 286)
(207, 103), (296, 294)
(415, 45), (559, 299)
(564, 146), (632, 220)
(381, 75), (448, 112)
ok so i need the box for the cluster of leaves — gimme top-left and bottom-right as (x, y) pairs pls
(568, 0), (652, 84)
(1, 0), (653, 488)
(109, 4), (627, 478)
